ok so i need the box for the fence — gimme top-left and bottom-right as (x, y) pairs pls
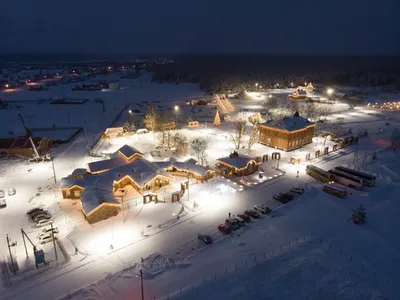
(151, 232), (393, 300)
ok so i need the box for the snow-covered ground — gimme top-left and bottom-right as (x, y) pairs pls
(50, 149), (400, 300)
(1, 69), (400, 300)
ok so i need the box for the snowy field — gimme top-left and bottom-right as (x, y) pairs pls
(1, 69), (400, 300)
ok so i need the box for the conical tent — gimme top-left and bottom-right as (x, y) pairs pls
(214, 110), (221, 126)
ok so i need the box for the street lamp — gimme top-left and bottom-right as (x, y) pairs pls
(326, 88), (334, 96)
(174, 105), (179, 124)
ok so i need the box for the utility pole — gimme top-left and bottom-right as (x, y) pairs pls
(51, 158), (57, 184)
(50, 223), (58, 261)
(140, 268), (144, 300)
(21, 229), (28, 258)
(187, 174), (190, 202)
(6, 234), (16, 275)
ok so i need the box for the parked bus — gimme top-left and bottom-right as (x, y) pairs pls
(328, 169), (363, 190)
(306, 165), (334, 183)
(323, 183), (347, 198)
(334, 166), (376, 187)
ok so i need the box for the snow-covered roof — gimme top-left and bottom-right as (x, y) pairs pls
(261, 116), (314, 132)
(80, 185), (120, 215)
(87, 156), (126, 174)
(184, 158), (198, 164)
(217, 154), (259, 169)
(118, 144), (142, 160)
(71, 168), (88, 176)
(173, 162), (211, 176)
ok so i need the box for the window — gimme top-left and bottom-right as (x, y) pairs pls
(74, 190), (80, 197)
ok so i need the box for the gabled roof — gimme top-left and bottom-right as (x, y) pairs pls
(261, 115), (314, 132)
(80, 184), (120, 215)
(217, 154), (259, 169)
(87, 156), (127, 174)
(118, 145), (142, 161)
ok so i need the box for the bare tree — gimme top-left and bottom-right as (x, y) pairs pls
(172, 132), (189, 156)
(231, 121), (246, 150)
(248, 123), (260, 150)
(191, 137), (209, 165)
(144, 104), (158, 131)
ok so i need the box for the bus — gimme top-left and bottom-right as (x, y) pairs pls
(306, 165), (334, 183)
(334, 166), (376, 187)
(323, 183), (347, 198)
(328, 169), (363, 190)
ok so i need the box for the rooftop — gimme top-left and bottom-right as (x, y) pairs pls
(217, 153), (259, 169)
(261, 115), (314, 132)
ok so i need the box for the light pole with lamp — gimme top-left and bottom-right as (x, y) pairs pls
(326, 88), (334, 102)
(174, 105), (179, 126)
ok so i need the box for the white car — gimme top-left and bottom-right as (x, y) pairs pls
(0, 190), (4, 198)
(39, 234), (57, 244)
(35, 219), (53, 228)
(8, 188), (16, 196)
(0, 198), (6, 208)
(254, 205), (271, 215)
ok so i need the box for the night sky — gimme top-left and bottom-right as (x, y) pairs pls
(1, 0), (399, 55)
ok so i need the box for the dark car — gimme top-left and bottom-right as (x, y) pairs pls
(238, 213), (251, 223)
(244, 209), (261, 219)
(273, 194), (286, 202)
(282, 193), (294, 201)
(198, 234), (213, 245)
(30, 210), (50, 220)
(27, 208), (44, 216)
(218, 224), (232, 235)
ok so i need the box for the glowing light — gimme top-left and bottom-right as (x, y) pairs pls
(326, 88), (334, 96)
(174, 105), (179, 111)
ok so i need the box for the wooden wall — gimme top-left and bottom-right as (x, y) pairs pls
(259, 125), (315, 151)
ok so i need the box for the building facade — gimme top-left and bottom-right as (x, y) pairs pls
(259, 113), (315, 151)
(216, 152), (261, 177)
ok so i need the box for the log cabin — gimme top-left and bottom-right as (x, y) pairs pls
(259, 112), (315, 151)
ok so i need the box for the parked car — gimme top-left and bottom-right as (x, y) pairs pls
(290, 187), (305, 194)
(244, 209), (261, 219)
(39, 233), (57, 244)
(237, 213), (251, 223)
(0, 198), (6, 208)
(27, 207), (44, 216)
(254, 205), (271, 215)
(0, 190), (4, 198)
(273, 193), (288, 203)
(225, 219), (241, 231)
(41, 227), (59, 235)
(36, 219), (53, 228)
(282, 193), (294, 201)
(218, 224), (232, 235)
(32, 213), (52, 223)
(198, 234), (213, 245)
(233, 217), (246, 227)
(8, 188), (16, 196)
(30, 210), (50, 219)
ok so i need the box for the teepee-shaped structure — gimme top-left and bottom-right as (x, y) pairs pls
(214, 110), (221, 126)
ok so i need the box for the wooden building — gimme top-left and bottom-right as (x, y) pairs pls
(216, 152), (261, 177)
(0, 137), (52, 158)
(259, 112), (315, 151)
(289, 89), (308, 99)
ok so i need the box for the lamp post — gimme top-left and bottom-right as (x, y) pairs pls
(174, 105), (179, 125)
